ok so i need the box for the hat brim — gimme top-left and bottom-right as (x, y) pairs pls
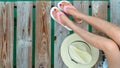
(61, 33), (99, 68)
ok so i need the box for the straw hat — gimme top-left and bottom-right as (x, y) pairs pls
(61, 33), (99, 68)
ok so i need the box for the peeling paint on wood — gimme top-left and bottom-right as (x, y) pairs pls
(35, 1), (51, 68)
(0, 2), (13, 68)
(16, 2), (32, 68)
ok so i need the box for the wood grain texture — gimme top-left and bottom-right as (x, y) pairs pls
(0, 2), (13, 68)
(16, 2), (32, 68)
(73, 1), (89, 30)
(110, 0), (120, 27)
(35, 1), (51, 68)
(92, 1), (108, 68)
(54, 1), (68, 68)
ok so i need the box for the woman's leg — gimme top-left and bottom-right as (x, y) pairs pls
(59, 2), (120, 48)
(61, 12), (120, 68)
(52, 8), (120, 68)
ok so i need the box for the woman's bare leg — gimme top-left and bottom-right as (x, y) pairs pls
(76, 11), (120, 47)
(60, 2), (120, 47)
(61, 12), (120, 68)
(52, 8), (120, 68)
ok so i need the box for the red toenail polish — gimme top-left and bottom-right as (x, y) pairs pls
(54, 9), (56, 11)
(60, 4), (62, 6)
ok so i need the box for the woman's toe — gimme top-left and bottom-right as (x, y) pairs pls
(52, 9), (59, 20)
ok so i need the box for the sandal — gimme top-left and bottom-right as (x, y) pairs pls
(50, 7), (72, 31)
(58, 1), (83, 23)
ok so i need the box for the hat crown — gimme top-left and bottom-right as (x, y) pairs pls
(61, 33), (99, 68)
(69, 41), (92, 64)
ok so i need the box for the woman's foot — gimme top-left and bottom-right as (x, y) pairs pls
(50, 7), (72, 30)
(58, 1), (82, 23)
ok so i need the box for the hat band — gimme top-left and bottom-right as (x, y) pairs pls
(68, 40), (91, 64)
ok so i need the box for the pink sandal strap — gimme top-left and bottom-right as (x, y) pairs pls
(64, 5), (76, 13)
(56, 11), (65, 26)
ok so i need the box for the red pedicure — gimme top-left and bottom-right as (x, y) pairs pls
(54, 8), (56, 11)
(59, 4), (62, 7)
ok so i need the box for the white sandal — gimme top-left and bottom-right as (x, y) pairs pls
(50, 7), (72, 31)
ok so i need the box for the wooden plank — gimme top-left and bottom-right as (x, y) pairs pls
(35, 1), (51, 68)
(0, 2), (14, 68)
(73, 1), (89, 30)
(110, 0), (120, 27)
(92, 1), (108, 68)
(16, 2), (32, 68)
(54, 1), (68, 68)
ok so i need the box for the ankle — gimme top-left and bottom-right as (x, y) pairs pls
(77, 12), (87, 20)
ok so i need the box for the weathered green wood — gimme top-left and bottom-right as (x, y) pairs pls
(35, 1), (51, 68)
(110, 0), (120, 27)
(16, 2), (32, 68)
(73, 1), (89, 30)
(0, 2), (13, 68)
(54, 1), (68, 68)
(92, 1), (108, 68)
